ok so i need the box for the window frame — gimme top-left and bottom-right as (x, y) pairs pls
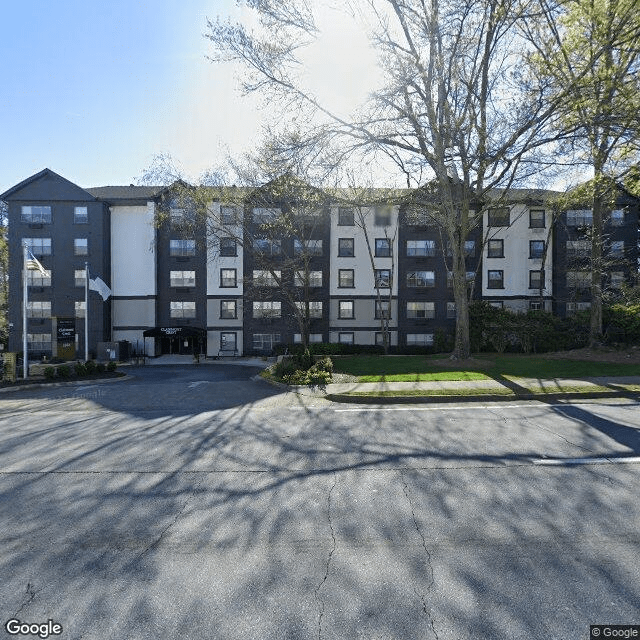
(219, 237), (237, 257)
(252, 301), (282, 318)
(487, 270), (504, 289)
(74, 269), (87, 287)
(338, 332), (354, 344)
(26, 301), (51, 318)
(529, 269), (544, 289)
(74, 206), (88, 224)
(253, 270), (281, 287)
(375, 299), (392, 319)
(488, 207), (510, 227)
(220, 300), (237, 319)
(338, 238), (354, 257)
(220, 268), (237, 288)
(374, 206), (392, 226)
(21, 206), (52, 224)
(374, 269), (391, 289)
(338, 207), (355, 226)
(406, 301), (435, 320)
(529, 209), (545, 228)
(170, 270), (196, 288)
(338, 300), (355, 319)
(170, 301), (196, 319)
(529, 240), (545, 259)
(23, 238), (52, 256)
(487, 239), (504, 258)
(406, 239), (436, 257)
(406, 270), (435, 288)
(375, 238), (392, 257)
(169, 239), (196, 257)
(338, 269), (355, 288)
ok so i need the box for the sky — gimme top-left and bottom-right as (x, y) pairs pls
(0, 0), (380, 191)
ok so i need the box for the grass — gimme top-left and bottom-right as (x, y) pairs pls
(332, 353), (640, 381)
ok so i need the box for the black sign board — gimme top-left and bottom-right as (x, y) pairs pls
(57, 318), (75, 342)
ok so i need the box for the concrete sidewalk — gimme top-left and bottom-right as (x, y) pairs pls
(140, 354), (274, 368)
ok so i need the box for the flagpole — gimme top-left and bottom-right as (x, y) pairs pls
(23, 243), (28, 379)
(85, 261), (89, 361)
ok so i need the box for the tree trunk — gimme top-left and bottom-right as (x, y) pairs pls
(589, 177), (604, 347)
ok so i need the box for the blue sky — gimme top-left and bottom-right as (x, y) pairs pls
(0, 0), (269, 189)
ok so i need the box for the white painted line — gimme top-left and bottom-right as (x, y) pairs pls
(534, 456), (640, 466)
(188, 381), (209, 389)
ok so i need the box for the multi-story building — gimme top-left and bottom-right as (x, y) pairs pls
(2, 168), (638, 359)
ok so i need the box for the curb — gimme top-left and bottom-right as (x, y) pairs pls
(326, 389), (640, 405)
(0, 373), (130, 394)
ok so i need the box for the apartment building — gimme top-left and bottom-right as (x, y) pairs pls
(2, 168), (638, 359)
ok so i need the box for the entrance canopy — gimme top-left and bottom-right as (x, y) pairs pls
(143, 327), (206, 338)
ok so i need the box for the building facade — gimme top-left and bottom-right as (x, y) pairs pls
(2, 169), (638, 359)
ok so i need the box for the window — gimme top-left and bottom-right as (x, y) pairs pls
(220, 332), (237, 352)
(610, 209), (625, 226)
(75, 301), (86, 318)
(170, 208), (186, 225)
(464, 240), (476, 257)
(529, 209), (545, 228)
(375, 300), (391, 319)
(566, 302), (591, 314)
(294, 239), (323, 256)
(74, 207), (88, 224)
(220, 238), (237, 257)
(170, 271), (196, 287)
(338, 207), (354, 226)
(253, 207), (280, 223)
(294, 301), (323, 318)
(220, 268), (237, 288)
(374, 269), (391, 288)
(609, 241), (624, 258)
(406, 333), (434, 346)
(610, 272), (625, 288)
(338, 332), (354, 344)
(253, 238), (281, 256)
(374, 206), (392, 226)
(529, 301), (543, 311)
(21, 206), (51, 223)
(529, 240), (545, 259)
(220, 300), (237, 319)
(294, 333), (323, 343)
(338, 269), (354, 288)
(487, 270), (504, 289)
(406, 240), (436, 257)
(74, 269), (86, 287)
(488, 207), (510, 227)
(74, 238), (88, 256)
(529, 270), (544, 289)
(221, 206), (239, 225)
(566, 240), (590, 258)
(27, 301), (51, 318)
(338, 238), (354, 257)
(27, 333), (52, 350)
(253, 270), (280, 287)
(253, 301), (281, 318)
(170, 301), (196, 318)
(338, 300), (354, 319)
(487, 239), (504, 258)
(407, 271), (435, 287)
(295, 270), (323, 287)
(26, 269), (51, 287)
(567, 271), (590, 288)
(446, 302), (456, 319)
(375, 238), (392, 257)
(23, 238), (51, 256)
(489, 301), (504, 309)
(566, 210), (593, 226)
(407, 301), (435, 319)
(170, 239), (196, 257)
(252, 333), (281, 351)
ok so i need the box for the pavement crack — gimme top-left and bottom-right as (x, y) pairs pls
(131, 476), (204, 567)
(314, 472), (337, 640)
(13, 582), (37, 617)
(400, 471), (439, 640)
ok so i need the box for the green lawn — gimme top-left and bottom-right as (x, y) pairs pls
(332, 354), (640, 381)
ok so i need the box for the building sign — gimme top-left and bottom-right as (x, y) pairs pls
(2, 352), (16, 382)
(57, 318), (76, 360)
(160, 327), (181, 335)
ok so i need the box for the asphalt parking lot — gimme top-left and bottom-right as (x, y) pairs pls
(1, 365), (639, 639)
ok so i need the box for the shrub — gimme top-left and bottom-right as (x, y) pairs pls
(84, 360), (97, 374)
(106, 361), (117, 372)
(273, 357), (299, 380)
(74, 362), (87, 377)
(44, 366), (55, 379)
(96, 362), (106, 373)
(56, 365), (70, 378)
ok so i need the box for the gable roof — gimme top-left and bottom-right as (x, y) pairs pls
(0, 168), (97, 201)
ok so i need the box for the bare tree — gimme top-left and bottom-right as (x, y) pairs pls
(206, 0), (567, 358)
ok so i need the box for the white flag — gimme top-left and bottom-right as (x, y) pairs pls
(25, 249), (48, 277)
(89, 276), (112, 301)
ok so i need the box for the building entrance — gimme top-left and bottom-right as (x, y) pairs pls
(142, 327), (206, 357)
